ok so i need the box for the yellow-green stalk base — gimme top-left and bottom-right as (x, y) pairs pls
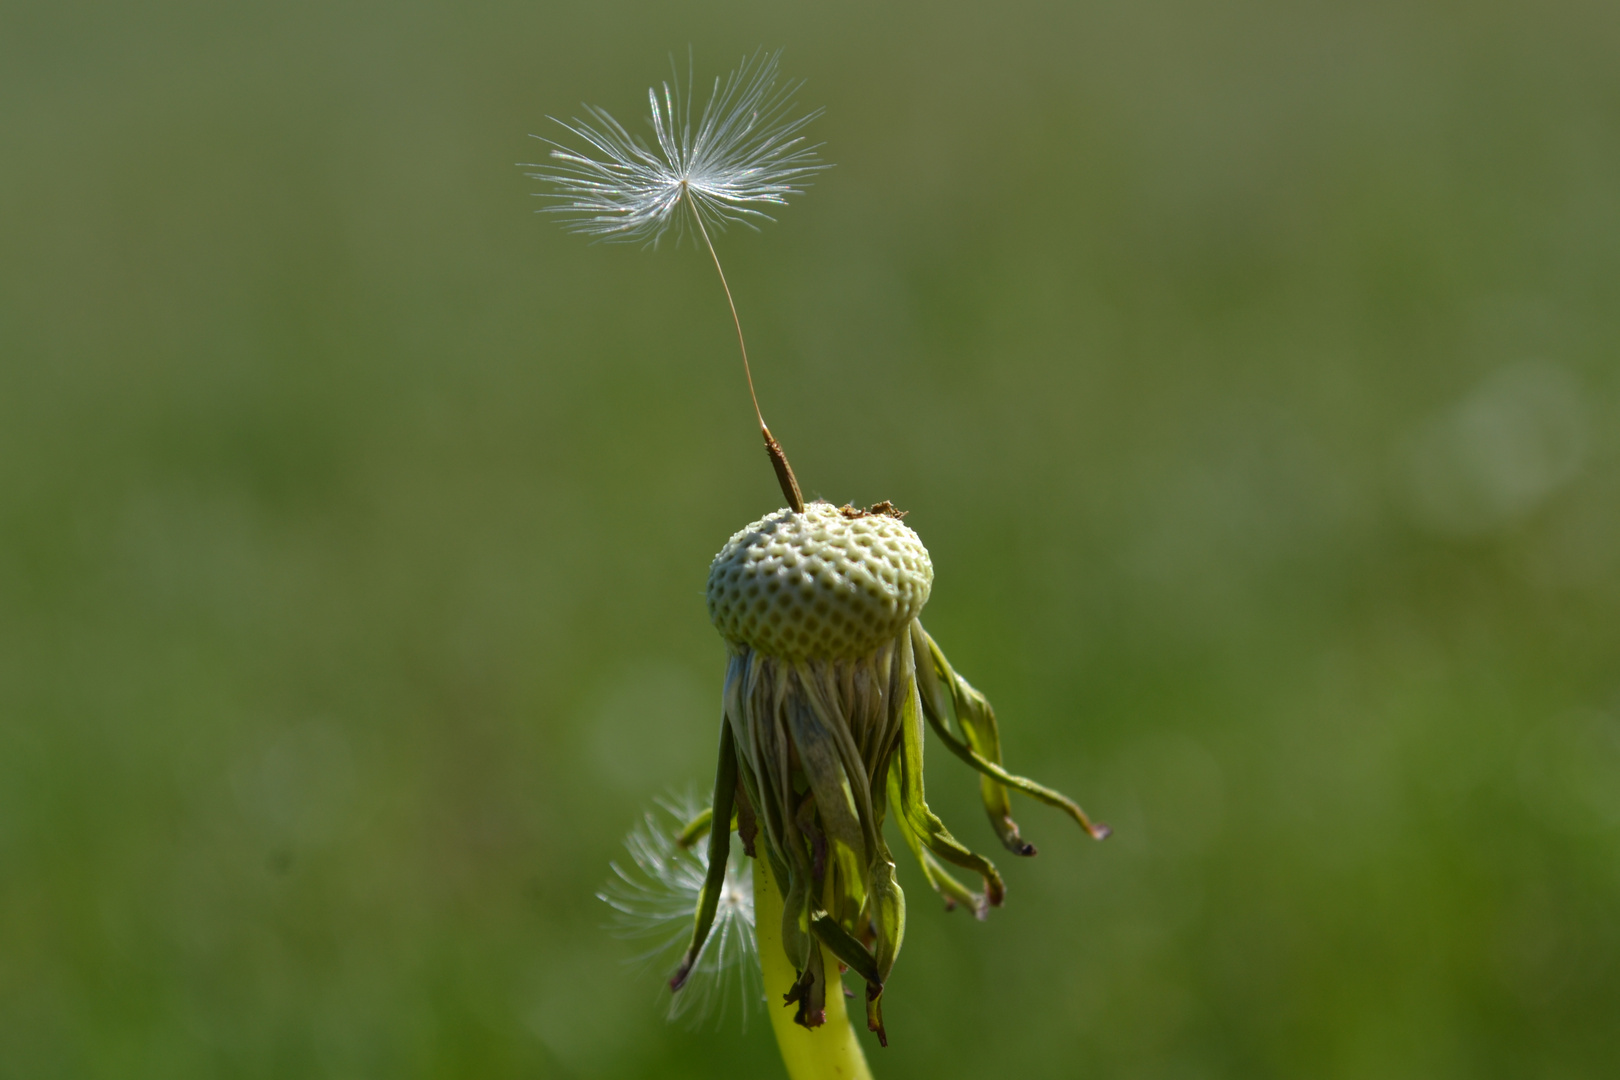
(753, 858), (874, 1080)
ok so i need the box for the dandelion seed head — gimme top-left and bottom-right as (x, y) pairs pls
(599, 794), (760, 1029)
(524, 50), (829, 245)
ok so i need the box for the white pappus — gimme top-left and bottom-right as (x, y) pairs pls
(524, 50), (829, 244)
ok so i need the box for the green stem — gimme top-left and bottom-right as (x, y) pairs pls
(753, 859), (874, 1080)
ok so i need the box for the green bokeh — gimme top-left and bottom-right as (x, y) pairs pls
(3, 1), (1618, 1076)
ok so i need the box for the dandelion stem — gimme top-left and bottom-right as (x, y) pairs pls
(753, 858), (874, 1080)
(686, 193), (806, 514)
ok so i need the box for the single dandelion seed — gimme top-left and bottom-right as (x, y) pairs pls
(523, 48), (828, 512)
(600, 795), (760, 1029)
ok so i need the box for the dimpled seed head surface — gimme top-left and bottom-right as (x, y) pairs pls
(708, 503), (934, 659)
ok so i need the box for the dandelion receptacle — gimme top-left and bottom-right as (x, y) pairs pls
(529, 50), (1107, 1080)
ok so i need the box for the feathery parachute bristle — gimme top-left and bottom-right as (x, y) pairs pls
(599, 795), (761, 1030)
(524, 50), (829, 244)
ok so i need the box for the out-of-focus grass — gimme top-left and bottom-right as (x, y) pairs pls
(2, 1), (1618, 1077)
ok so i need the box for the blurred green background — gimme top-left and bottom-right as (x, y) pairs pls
(3, 0), (1618, 1076)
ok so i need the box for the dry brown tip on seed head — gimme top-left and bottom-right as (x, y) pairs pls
(707, 501), (933, 659)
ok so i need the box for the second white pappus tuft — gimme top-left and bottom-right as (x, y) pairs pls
(599, 796), (761, 1029)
